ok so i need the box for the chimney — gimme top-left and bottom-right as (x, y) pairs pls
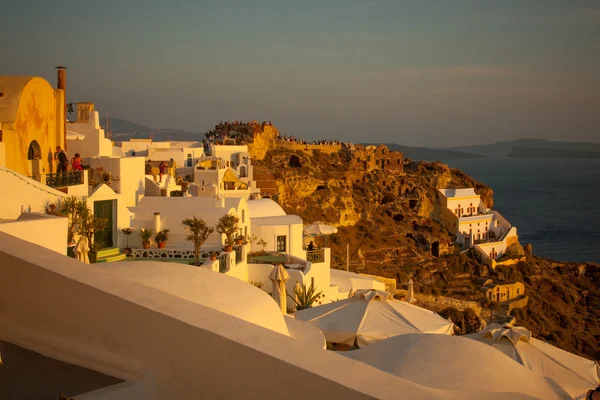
(56, 66), (67, 151)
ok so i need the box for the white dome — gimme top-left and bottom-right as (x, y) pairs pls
(247, 199), (286, 219)
(103, 261), (289, 336)
(344, 334), (570, 399)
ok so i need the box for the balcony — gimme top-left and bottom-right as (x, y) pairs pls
(45, 171), (84, 188)
(306, 249), (325, 264)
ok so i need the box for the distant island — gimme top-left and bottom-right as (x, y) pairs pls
(508, 146), (600, 159)
(441, 138), (600, 159)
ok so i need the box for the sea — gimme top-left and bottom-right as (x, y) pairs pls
(441, 157), (600, 264)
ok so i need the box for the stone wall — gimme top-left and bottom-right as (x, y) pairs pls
(275, 140), (342, 155)
(359, 273), (397, 292)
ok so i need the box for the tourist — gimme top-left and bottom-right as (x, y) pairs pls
(308, 241), (315, 251)
(158, 161), (168, 183)
(71, 153), (83, 171)
(54, 146), (68, 174)
(145, 159), (152, 175)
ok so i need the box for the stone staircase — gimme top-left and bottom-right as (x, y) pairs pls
(253, 166), (278, 197)
(96, 247), (127, 263)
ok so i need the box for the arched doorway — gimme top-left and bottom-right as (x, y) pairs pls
(27, 140), (42, 160)
(27, 140), (42, 177)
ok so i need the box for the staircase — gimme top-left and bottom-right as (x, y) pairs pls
(96, 247), (127, 263)
(253, 166), (278, 197)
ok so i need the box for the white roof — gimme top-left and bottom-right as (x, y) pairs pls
(295, 290), (454, 347)
(438, 188), (478, 198)
(102, 261), (290, 336)
(251, 215), (303, 226)
(330, 269), (385, 292)
(465, 324), (600, 399)
(247, 199), (286, 219)
(344, 334), (570, 399)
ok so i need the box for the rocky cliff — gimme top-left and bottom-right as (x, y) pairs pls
(253, 142), (600, 361)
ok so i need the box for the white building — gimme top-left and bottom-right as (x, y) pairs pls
(438, 188), (520, 267)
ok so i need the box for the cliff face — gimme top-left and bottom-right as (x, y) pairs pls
(255, 147), (493, 271)
(254, 145), (600, 361)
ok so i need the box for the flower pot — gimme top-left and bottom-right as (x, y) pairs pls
(210, 255), (217, 261)
(235, 239), (243, 246)
(158, 242), (165, 249)
(224, 245), (233, 252)
(143, 242), (150, 249)
(124, 247), (132, 257)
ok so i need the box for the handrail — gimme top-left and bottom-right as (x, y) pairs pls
(306, 249), (325, 264)
(46, 171), (84, 188)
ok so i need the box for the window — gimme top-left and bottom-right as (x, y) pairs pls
(242, 209), (246, 223)
(276, 235), (286, 252)
(187, 153), (192, 167)
(517, 288), (520, 295)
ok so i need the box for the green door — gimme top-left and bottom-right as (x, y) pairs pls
(94, 200), (114, 248)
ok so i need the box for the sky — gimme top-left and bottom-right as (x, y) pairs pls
(1, 0), (598, 146)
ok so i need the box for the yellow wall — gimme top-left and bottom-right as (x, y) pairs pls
(486, 282), (525, 302)
(1, 77), (63, 176)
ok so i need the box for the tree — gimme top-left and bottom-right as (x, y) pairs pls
(216, 213), (239, 247)
(77, 205), (108, 247)
(182, 216), (214, 265)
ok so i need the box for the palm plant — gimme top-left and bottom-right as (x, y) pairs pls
(46, 196), (88, 244)
(155, 229), (170, 248)
(77, 206), (108, 246)
(139, 228), (154, 249)
(182, 216), (214, 266)
(216, 213), (239, 249)
(287, 283), (324, 311)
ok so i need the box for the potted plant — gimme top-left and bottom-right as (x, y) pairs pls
(89, 240), (105, 264)
(234, 233), (245, 246)
(216, 214), (239, 252)
(155, 229), (170, 249)
(121, 228), (132, 256)
(257, 238), (267, 254)
(210, 252), (218, 261)
(182, 216), (214, 266)
(139, 228), (154, 249)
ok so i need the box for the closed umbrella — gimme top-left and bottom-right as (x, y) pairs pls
(465, 323), (600, 400)
(74, 236), (90, 264)
(269, 264), (290, 314)
(406, 279), (416, 304)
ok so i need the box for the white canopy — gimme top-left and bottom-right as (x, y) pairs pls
(303, 222), (338, 236)
(344, 334), (571, 399)
(465, 323), (600, 400)
(295, 290), (454, 347)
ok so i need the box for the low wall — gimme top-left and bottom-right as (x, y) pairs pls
(0, 213), (68, 255)
(417, 294), (483, 316)
(505, 296), (529, 313)
(0, 232), (457, 400)
(359, 273), (397, 292)
(275, 140), (342, 155)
